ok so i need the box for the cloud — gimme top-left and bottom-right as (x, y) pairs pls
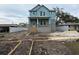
(0, 18), (12, 24)
(0, 4), (29, 24)
(0, 4), (79, 24)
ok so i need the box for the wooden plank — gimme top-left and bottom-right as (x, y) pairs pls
(8, 32), (31, 55)
(0, 41), (19, 43)
(26, 32), (31, 36)
(8, 40), (22, 55)
(29, 40), (34, 55)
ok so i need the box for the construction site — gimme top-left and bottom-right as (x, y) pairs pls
(0, 28), (79, 55)
(0, 4), (79, 55)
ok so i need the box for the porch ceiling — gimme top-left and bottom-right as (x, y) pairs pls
(28, 16), (50, 19)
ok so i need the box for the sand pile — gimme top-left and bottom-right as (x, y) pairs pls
(62, 31), (79, 37)
(51, 31), (79, 37)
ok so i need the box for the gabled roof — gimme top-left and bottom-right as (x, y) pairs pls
(36, 5), (50, 11)
(29, 4), (55, 12)
(29, 4), (41, 12)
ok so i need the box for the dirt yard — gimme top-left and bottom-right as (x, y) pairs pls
(0, 31), (29, 55)
(0, 41), (18, 55)
(12, 40), (31, 55)
(31, 41), (71, 55)
(64, 41), (79, 55)
(0, 31), (79, 55)
(0, 30), (28, 41)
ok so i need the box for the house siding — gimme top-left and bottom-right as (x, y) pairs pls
(29, 5), (57, 32)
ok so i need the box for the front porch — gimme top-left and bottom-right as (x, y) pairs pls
(29, 17), (51, 32)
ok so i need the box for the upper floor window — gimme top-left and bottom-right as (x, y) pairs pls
(40, 11), (45, 16)
(33, 11), (36, 15)
(40, 11), (42, 16)
(43, 12), (45, 16)
(50, 12), (52, 14)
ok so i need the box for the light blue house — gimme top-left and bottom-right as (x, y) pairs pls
(28, 4), (57, 32)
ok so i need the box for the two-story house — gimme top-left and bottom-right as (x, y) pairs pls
(28, 4), (57, 32)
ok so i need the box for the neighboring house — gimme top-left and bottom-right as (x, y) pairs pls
(0, 24), (17, 33)
(58, 23), (79, 31)
(0, 24), (27, 33)
(28, 4), (56, 32)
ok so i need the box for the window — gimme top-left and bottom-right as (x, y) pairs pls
(33, 12), (35, 15)
(44, 20), (46, 25)
(50, 12), (52, 14)
(40, 11), (45, 16)
(33, 12), (36, 15)
(39, 19), (48, 26)
(43, 12), (45, 16)
(40, 11), (42, 16)
(40, 20), (43, 25)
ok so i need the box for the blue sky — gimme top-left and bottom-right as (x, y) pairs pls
(0, 4), (79, 24)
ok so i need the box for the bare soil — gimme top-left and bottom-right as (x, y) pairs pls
(31, 41), (72, 55)
(0, 31), (79, 55)
(12, 40), (31, 55)
(64, 42), (79, 55)
(0, 31), (29, 55)
(0, 31), (27, 41)
(0, 41), (18, 55)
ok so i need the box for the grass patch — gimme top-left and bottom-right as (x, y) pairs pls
(64, 42), (79, 55)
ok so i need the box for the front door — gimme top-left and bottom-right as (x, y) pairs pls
(30, 19), (37, 33)
(30, 19), (37, 27)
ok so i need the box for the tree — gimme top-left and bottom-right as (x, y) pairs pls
(53, 7), (79, 23)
